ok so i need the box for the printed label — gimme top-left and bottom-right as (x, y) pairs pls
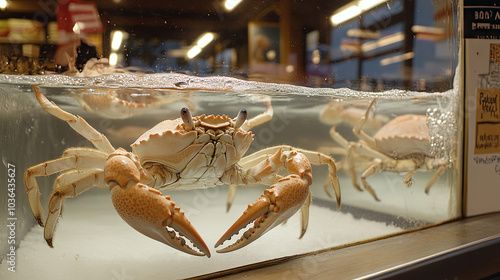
(464, 2), (500, 39)
(476, 88), (500, 154)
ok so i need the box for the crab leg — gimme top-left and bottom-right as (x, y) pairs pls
(33, 86), (115, 154)
(424, 162), (447, 194)
(329, 126), (350, 149)
(328, 126), (365, 192)
(44, 169), (107, 247)
(215, 148), (314, 253)
(359, 159), (384, 201)
(346, 144), (363, 191)
(353, 99), (377, 147)
(74, 89), (178, 120)
(348, 141), (401, 199)
(238, 145), (341, 208)
(24, 148), (108, 226)
(105, 150), (210, 257)
(403, 170), (416, 187)
(352, 141), (403, 201)
(226, 184), (237, 212)
(240, 96), (273, 131)
(354, 142), (447, 200)
(226, 144), (340, 212)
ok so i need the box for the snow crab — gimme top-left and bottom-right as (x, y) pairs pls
(329, 100), (448, 201)
(25, 86), (341, 257)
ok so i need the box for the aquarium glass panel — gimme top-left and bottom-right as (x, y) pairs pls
(0, 0), (461, 279)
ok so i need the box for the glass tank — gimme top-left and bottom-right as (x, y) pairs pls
(0, 0), (461, 279)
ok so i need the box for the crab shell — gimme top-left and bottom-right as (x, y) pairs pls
(130, 113), (254, 187)
(372, 114), (431, 158)
(320, 102), (364, 126)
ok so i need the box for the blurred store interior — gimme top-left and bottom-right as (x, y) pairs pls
(0, 0), (458, 90)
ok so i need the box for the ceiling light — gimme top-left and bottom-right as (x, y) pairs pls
(347, 29), (380, 39)
(225, 0), (243, 11)
(0, 0), (8, 9)
(331, 0), (388, 26)
(111, 31), (123, 51)
(312, 49), (321, 64)
(331, 5), (361, 26)
(359, 0), (387, 11)
(411, 25), (445, 35)
(340, 40), (362, 52)
(197, 33), (214, 48)
(361, 32), (404, 52)
(187, 46), (202, 59)
(380, 52), (414, 66)
(167, 49), (188, 58)
(109, 53), (118, 66)
(412, 25), (446, 40)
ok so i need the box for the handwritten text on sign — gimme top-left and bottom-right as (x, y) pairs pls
(476, 88), (500, 154)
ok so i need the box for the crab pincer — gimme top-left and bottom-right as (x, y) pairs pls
(215, 151), (313, 253)
(105, 150), (211, 257)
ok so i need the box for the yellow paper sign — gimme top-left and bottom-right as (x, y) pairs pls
(475, 88), (500, 154)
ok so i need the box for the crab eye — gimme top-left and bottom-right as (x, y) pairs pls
(234, 109), (247, 128)
(181, 107), (194, 130)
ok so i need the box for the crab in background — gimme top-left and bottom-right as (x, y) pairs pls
(328, 100), (449, 201)
(25, 86), (341, 257)
(319, 100), (389, 134)
(318, 100), (389, 157)
(68, 87), (196, 120)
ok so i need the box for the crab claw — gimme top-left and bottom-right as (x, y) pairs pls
(215, 152), (313, 253)
(105, 152), (210, 257)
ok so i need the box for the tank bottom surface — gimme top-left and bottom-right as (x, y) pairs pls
(0, 187), (402, 279)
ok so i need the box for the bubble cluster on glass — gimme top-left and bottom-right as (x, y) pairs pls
(426, 107), (456, 161)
